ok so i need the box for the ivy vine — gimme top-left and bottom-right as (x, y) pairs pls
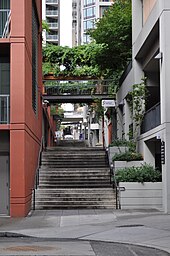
(127, 77), (147, 144)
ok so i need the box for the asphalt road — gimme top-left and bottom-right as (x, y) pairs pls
(0, 237), (169, 256)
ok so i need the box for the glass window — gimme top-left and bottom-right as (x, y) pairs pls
(100, 6), (109, 16)
(83, 9), (87, 18)
(83, 21), (87, 30)
(87, 20), (94, 29)
(0, 57), (10, 94)
(86, 7), (95, 18)
(0, 0), (10, 9)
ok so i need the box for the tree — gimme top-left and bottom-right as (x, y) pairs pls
(88, 0), (132, 82)
(42, 43), (107, 78)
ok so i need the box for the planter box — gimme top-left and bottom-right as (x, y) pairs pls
(119, 182), (162, 210)
(113, 160), (144, 173)
(108, 146), (128, 164)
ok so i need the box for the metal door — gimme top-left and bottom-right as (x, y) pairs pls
(0, 155), (9, 215)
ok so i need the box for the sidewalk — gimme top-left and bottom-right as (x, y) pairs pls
(0, 209), (170, 255)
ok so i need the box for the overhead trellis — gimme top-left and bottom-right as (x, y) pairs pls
(42, 43), (108, 79)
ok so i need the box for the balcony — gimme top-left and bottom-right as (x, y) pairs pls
(46, 10), (58, 16)
(0, 95), (10, 124)
(0, 9), (11, 38)
(46, 0), (58, 4)
(48, 22), (58, 29)
(141, 103), (160, 134)
(46, 34), (58, 40)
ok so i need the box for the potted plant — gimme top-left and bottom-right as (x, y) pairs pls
(115, 164), (162, 210)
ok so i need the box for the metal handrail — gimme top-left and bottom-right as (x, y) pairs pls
(43, 83), (113, 96)
(32, 136), (44, 210)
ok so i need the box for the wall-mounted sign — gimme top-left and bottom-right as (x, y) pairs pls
(161, 141), (165, 164)
(102, 99), (115, 108)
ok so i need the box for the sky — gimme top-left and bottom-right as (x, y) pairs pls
(59, 0), (73, 47)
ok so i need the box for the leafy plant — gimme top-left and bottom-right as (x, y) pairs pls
(127, 77), (148, 144)
(42, 20), (50, 32)
(88, 0), (132, 83)
(89, 99), (104, 121)
(112, 151), (143, 162)
(115, 164), (162, 183)
(109, 139), (136, 152)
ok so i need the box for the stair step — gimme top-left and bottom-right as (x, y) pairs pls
(35, 201), (116, 205)
(35, 146), (116, 210)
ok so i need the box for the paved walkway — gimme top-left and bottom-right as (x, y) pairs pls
(0, 209), (170, 255)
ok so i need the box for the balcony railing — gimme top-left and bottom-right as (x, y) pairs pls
(43, 80), (113, 96)
(46, 34), (58, 40)
(46, 10), (58, 16)
(0, 9), (11, 38)
(46, 0), (58, 4)
(48, 22), (58, 28)
(0, 95), (10, 124)
(141, 102), (160, 134)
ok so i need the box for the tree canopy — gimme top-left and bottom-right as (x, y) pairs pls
(43, 43), (107, 78)
(88, 0), (132, 78)
(42, 0), (132, 86)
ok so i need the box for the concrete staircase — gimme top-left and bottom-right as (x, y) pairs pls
(35, 140), (116, 209)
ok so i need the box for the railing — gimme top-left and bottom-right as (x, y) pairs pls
(48, 22), (58, 28)
(46, 0), (58, 3)
(43, 80), (113, 96)
(141, 102), (160, 134)
(0, 9), (11, 38)
(46, 10), (58, 16)
(46, 34), (58, 40)
(0, 95), (10, 124)
(32, 137), (44, 211)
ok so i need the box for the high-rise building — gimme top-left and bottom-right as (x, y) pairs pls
(0, 0), (43, 217)
(42, 0), (59, 45)
(42, 0), (73, 47)
(82, 0), (114, 44)
(72, 0), (82, 46)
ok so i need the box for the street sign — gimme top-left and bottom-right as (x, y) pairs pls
(102, 99), (115, 107)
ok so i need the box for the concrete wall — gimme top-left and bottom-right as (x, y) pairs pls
(119, 182), (162, 210)
(130, 0), (170, 213)
(143, 0), (157, 24)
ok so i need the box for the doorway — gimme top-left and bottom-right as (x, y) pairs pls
(0, 154), (10, 216)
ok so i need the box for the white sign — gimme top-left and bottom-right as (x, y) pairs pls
(90, 123), (99, 130)
(102, 100), (115, 107)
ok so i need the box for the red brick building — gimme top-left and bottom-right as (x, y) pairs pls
(0, 0), (43, 217)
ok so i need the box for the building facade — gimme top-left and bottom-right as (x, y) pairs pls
(117, 0), (170, 213)
(82, 0), (113, 44)
(72, 0), (82, 46)
(42, 0), (59, 45)
(0, 0), (42, 217)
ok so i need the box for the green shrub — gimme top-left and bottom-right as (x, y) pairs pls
(115, 164), (162, 183)
(109, 139), (136, 152)
(109, 139), (128, 147)
(112, 151), (143, 162)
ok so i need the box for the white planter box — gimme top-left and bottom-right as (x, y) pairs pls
(119, 182), (162, 210)
(113, 160), (144, 173)
(108, 146), (128, 164)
